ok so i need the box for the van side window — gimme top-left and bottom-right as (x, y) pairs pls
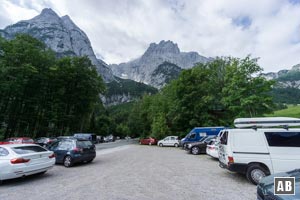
(264, 132), (300, 147)
(220, 131), (228, 145)
(190, 133), (196, 139)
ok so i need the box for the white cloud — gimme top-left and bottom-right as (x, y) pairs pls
(0, 0), (300, 72)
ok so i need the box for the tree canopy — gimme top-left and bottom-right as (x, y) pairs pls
(0, 34), (105, 139)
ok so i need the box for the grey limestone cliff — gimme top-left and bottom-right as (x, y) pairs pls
(110, 40), (210, 88)
(0, 8), (113, 82)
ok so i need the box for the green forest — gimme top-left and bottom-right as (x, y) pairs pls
(0, 34), (276, 140)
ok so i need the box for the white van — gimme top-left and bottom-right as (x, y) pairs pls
(218, 117), (300, 185)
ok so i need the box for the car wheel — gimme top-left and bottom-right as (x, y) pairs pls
(63, 156), (73, 167)
(174, 143), (179, 147)
(159, 143), (163, 147)
(246, 164), (269, 185)
(191, 146), (200, 155)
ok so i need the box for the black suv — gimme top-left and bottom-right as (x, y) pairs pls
(48, 138), (96, 167)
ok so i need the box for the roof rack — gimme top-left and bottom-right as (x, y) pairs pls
(234, 117), (300, 128)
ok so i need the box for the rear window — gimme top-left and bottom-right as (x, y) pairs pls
(77, 140), (93, 148)
(0, 147), (9, 156)
(264, 132), (300, 147)
(220, 131), (228, 145)
(12, 146), (47, 154)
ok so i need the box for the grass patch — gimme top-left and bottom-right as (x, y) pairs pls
(266, 105), (300, 118)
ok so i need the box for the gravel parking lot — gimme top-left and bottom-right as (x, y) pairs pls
(0, 144), (256, 200)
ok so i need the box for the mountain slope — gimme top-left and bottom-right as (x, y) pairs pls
(0, 8), (113, 82)
(262, 64), (300, 103)
(110, 40), (210, 88)
(103, 77), (158, 106)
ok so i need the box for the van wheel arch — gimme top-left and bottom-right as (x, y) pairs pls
(246, 162), (270, 185)
(247, 162), (270, 174)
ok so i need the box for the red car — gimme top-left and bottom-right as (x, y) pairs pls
(139, 137), (158, 145)
(0, 137), (34, 145)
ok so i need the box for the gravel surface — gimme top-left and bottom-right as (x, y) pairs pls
(0, 145), (256, 200)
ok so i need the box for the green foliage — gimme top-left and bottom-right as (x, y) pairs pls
(106, 77), (157, 97)
(271, 87), (300, 104)
(0, 34), (105, 138)
(124, 56), (275, 139)
(266, 105), (300, 118)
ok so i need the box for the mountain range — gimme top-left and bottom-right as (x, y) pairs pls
(0, 8), (113, 82)
(110, 40), (210, 88)
(1, 8), (300, 104)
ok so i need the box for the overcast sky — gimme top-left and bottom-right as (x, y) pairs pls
(1, 0), (300, 72)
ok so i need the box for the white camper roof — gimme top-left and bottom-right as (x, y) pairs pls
(234, 117), (300, 128)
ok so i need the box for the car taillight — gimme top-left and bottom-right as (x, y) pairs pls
(73, 147), (83, 153)
(49, 153), (55, 158)
(228, 156), (234, 165)
(10, 158), (30, 164)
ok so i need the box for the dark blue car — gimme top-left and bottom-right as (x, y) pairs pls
(257, 169), (300, 200)
(48, 138), (96, 167)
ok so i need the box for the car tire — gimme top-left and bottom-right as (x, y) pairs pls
(191, 146), (200, 155)
(159, 143), (163, 147)
(63, 156), (73, 168)
(246, 164), (269, 185)
(174, 143), (179, 147)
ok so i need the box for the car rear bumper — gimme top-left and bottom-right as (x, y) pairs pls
(219, 161), (247, 174)
(72, 152), (96, 163)
(206, 149), (218, 158)
(1, 160), (55, 181)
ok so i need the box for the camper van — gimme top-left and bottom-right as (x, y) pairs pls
(180, 127), (224, 148)
(218, 117), (300, 185)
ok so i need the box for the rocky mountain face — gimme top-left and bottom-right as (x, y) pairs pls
(262, 64), (300, 88)
(149, 61), (182, 89)
(110, 40), (210, 88)
(0, 8), (113, 82)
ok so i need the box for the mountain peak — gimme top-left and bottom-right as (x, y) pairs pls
(40, 8), (59, 17)
(144, 40), (180, 56)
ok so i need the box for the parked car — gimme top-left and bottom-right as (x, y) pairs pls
(257, 168), (300, 200)
(105, 134), (115, 142)
(56, 136), (74, 141)
(219, 117), (300, 185)
(157, 136), (179, 147)
(185, 135), (216, 155)
(0, 144), (55, 182)
(48, 138), (96, 167)
(139, 137), (158, 145)
(35, 137), (57, 147)
(73, 133), (97, 144)
(0, 137), (34, 145)
(179, 127), (224, 149)
(96, 136), (104, 143)
(206, 139), (219, 159)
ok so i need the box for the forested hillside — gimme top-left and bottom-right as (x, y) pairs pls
(0, 34), (105, 139)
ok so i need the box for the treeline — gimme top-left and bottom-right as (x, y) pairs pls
(110, 57), (275, 139)
(0, 35), (105, 139)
